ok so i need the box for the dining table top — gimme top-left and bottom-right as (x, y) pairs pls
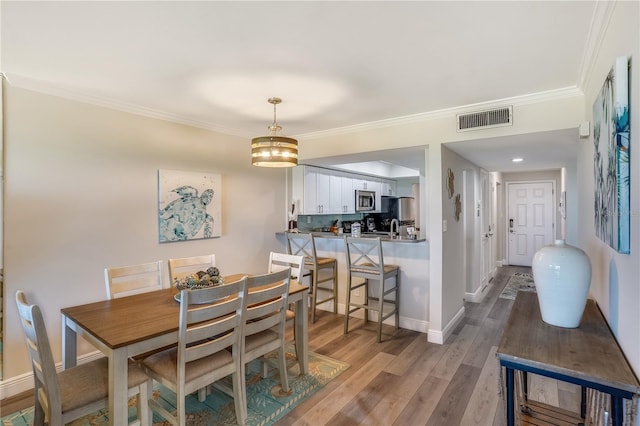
(61, 273), (308, 350)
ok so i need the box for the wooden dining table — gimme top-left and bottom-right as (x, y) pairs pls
(61, 274), (309, 426)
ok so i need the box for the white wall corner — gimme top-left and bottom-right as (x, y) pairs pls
(428, 306), (465, 344)
(465, 282), (490, 303)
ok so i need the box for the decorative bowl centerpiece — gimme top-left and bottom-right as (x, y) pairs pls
(173, 266), (223, 290)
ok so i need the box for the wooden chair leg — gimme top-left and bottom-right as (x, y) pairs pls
(335, 262), (339, 313)
(232, 367), (247, 426)
(377, 279), (384, 343)
(277, 346), (290, 394)
(394, 272), (400, 330)
(34, 388), (46, 426)
(138, 379), (152, 425)
(344, 274), (352, 335)
(311, 268), (319, 323)
(363, 279), (369, 324)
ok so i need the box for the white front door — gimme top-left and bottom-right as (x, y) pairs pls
(507, 182), (555, 266)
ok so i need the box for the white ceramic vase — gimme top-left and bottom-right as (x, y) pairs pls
(531, 239), (592, 328)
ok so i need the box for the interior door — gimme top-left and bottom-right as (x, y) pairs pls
(507, 182), (554, 266)
(480, 170), (494, 289)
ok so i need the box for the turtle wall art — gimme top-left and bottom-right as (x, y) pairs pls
(158, 170), (222, 242)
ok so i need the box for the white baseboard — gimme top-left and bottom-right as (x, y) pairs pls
(0, 350), (104, 399)
(427, 305), (465, 344)
(329, 303), (428, 334)
(465, 286), (483, 303)
(466, 279), (493, 303)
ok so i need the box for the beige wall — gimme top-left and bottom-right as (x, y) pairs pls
(577, 1), (640, 374)
(298, 93), (584, 342)
(3, 86), (288, 381)
(441, 146), (481, 310)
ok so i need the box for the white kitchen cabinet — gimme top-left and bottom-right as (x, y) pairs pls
(341, 176), (354, 213)
(302, 167), (318, 214)
(292, 166), (343, 214)
(352, 177), (380, 192)
(292, 165), (395, 215)
(315, 172), (343, 214)
(380, 179), (397, 196)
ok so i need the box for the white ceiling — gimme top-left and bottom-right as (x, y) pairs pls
(1, 1), (598, 174)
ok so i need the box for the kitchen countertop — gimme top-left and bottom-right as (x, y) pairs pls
(276, 230), (427, 243)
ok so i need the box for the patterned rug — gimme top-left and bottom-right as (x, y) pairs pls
(2, 344), (349, 426)
(499, 272), (536, 300)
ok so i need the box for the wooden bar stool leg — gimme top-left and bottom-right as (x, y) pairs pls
(344, 274), (352, 335)
(363, 279), (369, 324)
(311, 267), (318, 323)
(333, 260), (338, 314)
(377, 279), (384, 343)
(395, 272), (400, 330)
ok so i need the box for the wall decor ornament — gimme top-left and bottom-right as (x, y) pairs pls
(592, 55), (630, 254)
(446, 168), (455, 199)
(454, 193), (462, 222)
(158, 170), (222, 242)
(532, 240), (592, 328)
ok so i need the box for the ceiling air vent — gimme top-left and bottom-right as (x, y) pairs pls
(457, 106), (513, 132)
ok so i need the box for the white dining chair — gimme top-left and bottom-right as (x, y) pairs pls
(104, 260), (164, 299)
(267, 252), (305, 367)
(141, 276), (248, 426)
(242, 268), (292, 395)
(268, 251), (305, 282)
(168, 254), (216, 282)
(15, 290), (152, 426)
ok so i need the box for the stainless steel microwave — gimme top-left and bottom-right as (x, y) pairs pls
(355, 190), (376, 212)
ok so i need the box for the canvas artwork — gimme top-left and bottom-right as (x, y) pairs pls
(592, 55), (630, 254)
(158, 170), (222, 242)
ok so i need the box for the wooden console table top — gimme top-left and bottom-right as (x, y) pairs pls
(497, 292), (639, 394)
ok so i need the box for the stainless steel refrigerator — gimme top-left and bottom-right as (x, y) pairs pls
(380, 196), (416, 234)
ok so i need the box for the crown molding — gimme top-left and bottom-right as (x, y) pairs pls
(576, 1), (617, 91)
(3, 73), (249, 138)
(6, 72), (584, 142)
(297, 86), (584, 140)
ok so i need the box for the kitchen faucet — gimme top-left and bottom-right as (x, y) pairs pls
(390, 218), (399, 238)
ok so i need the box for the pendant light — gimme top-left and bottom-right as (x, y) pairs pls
(251, 97), (298, 167)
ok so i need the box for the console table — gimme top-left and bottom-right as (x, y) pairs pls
(497, 292), (640, 425)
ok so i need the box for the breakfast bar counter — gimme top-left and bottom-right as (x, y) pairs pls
(275, 230), (430, 334)
(275, 230), (427, 243)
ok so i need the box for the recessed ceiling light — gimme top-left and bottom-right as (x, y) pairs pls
(512, 157), (524, 163)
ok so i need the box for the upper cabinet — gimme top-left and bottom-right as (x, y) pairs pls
(294, 166), (345, 214)
(380, 179), (397, 197)
(292, 166), (394, 215)
(341, 175), (354, 214)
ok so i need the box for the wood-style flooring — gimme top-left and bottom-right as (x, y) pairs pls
(0, 265), (580, 425)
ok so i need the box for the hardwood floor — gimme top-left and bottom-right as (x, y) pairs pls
(1, 265), (580, 425)
(277, 264), (580, 426)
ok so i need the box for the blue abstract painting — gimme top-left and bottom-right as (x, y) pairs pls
(158, 170), (222, 242)
(593, 56), (630, 254)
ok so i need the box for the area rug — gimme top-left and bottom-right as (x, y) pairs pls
(499, 272), (536, 300)
(1, 344), (349, 426)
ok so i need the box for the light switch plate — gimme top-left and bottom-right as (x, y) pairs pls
(443, 220), (447, 232)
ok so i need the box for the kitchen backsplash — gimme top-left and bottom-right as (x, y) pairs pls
(297, 214), (364, 232)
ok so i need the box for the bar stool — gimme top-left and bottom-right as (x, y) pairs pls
(344, 236), (400, 343)
(286, 232), (338, 323)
